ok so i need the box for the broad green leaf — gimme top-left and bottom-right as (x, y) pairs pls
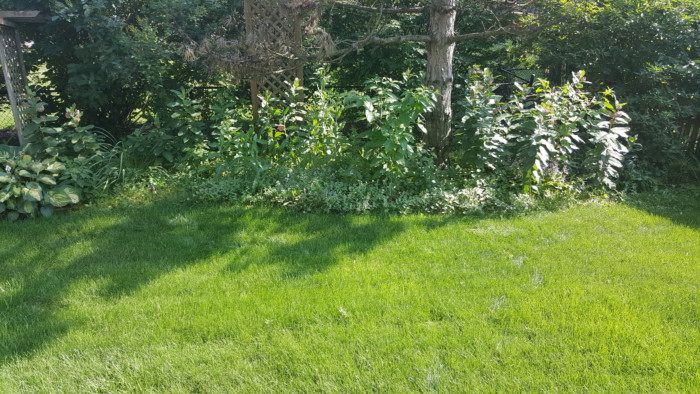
(40, 206), (54, 218)
(62, 186), (80, 204)
(31, 162), (45, 174)
(36, 174), (57, 185)
(23, 200), (35, 214)
(45, 161), (66, 172)
(0, 172), (13, 183)
(7, 211), (19, 221)
(22, 182), (43, 202)
(46, 190), (71, 207)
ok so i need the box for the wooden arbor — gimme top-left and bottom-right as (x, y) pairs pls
(244, 0), (304, 114)
(0, 11), (46, 146)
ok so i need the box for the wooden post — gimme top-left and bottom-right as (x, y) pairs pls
(244, 0), (260, 121)
(294, 12), (304, 86)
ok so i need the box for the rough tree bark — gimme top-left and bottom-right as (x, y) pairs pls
(424, 0), (457, 165)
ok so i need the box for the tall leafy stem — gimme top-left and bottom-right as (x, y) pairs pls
(456, 68), (633, 191)
(344, 72), (437, 178)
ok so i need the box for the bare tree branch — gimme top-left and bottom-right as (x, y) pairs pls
(322, 0), (427, 14)
(448, 19), (562, 43)
(363, 34), (432, 45)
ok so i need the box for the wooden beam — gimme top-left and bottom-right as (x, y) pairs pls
(0, 10), (48, 23)
(0, 18), (17, 28)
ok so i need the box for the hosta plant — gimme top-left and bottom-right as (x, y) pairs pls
(0, 152), (80, 221)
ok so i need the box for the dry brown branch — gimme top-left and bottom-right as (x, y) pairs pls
(448, 18), (563, 43)
(322, 0), (427, 14)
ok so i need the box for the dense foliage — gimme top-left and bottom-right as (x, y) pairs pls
(2, 0), (242, 134)
(0, 90), (123, 220)
(0, 149), (79, 220)
(527, 0), (700, 182)
(3, 0), (698, 219)
(454, 68), (631, 191)
(110, 70), (629, 214)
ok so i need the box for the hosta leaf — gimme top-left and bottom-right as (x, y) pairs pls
(0, 172), (13, 183)
(22, 182), (43, 202)
(7, 211), (19, 221)
(0, 202), (4, 213)
(45, 161), (66, 172)
(40, 205), (54, 217)
(62, 186), (80, 204)
(36, 174), (57, 185)
(18, 169), (33, 178)
(45, 190), (71, 207)
(23, 200), (35, 214)
(31, 162), (45, 174)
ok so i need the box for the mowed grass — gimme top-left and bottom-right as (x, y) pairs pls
(0, 190), (699, 392)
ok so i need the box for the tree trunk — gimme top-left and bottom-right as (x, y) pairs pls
(424, 0), (456, 166)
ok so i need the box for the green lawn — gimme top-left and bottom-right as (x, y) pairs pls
(1, 190), (699, 392)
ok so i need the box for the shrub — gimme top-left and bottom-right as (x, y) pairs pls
(527, 0), (700, 180)
(344, 72), (437, 180)
(19, 90), (124, 203)
(0, 151), (79, 221)
(453, 68), (632, 192)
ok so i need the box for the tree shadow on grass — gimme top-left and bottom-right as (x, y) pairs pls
(0, 200), (412, 365)
(223, 211), (408, 278)
(625, 187), (700, 230)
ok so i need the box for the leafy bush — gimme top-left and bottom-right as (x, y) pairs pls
(6, 0), (238, 134)
(0, 151), (80, 221)
(129, 69), (618, 215)
(20, 90), (124, 202)
(454, 68), (632, 192)
(344, 73), (437, 179)
(126, 88), (211, 167)
(527, 0), (700, 181)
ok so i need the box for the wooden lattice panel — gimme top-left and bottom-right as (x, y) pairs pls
(244, 0), (304, 114)
(0, 23), (28, 145)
